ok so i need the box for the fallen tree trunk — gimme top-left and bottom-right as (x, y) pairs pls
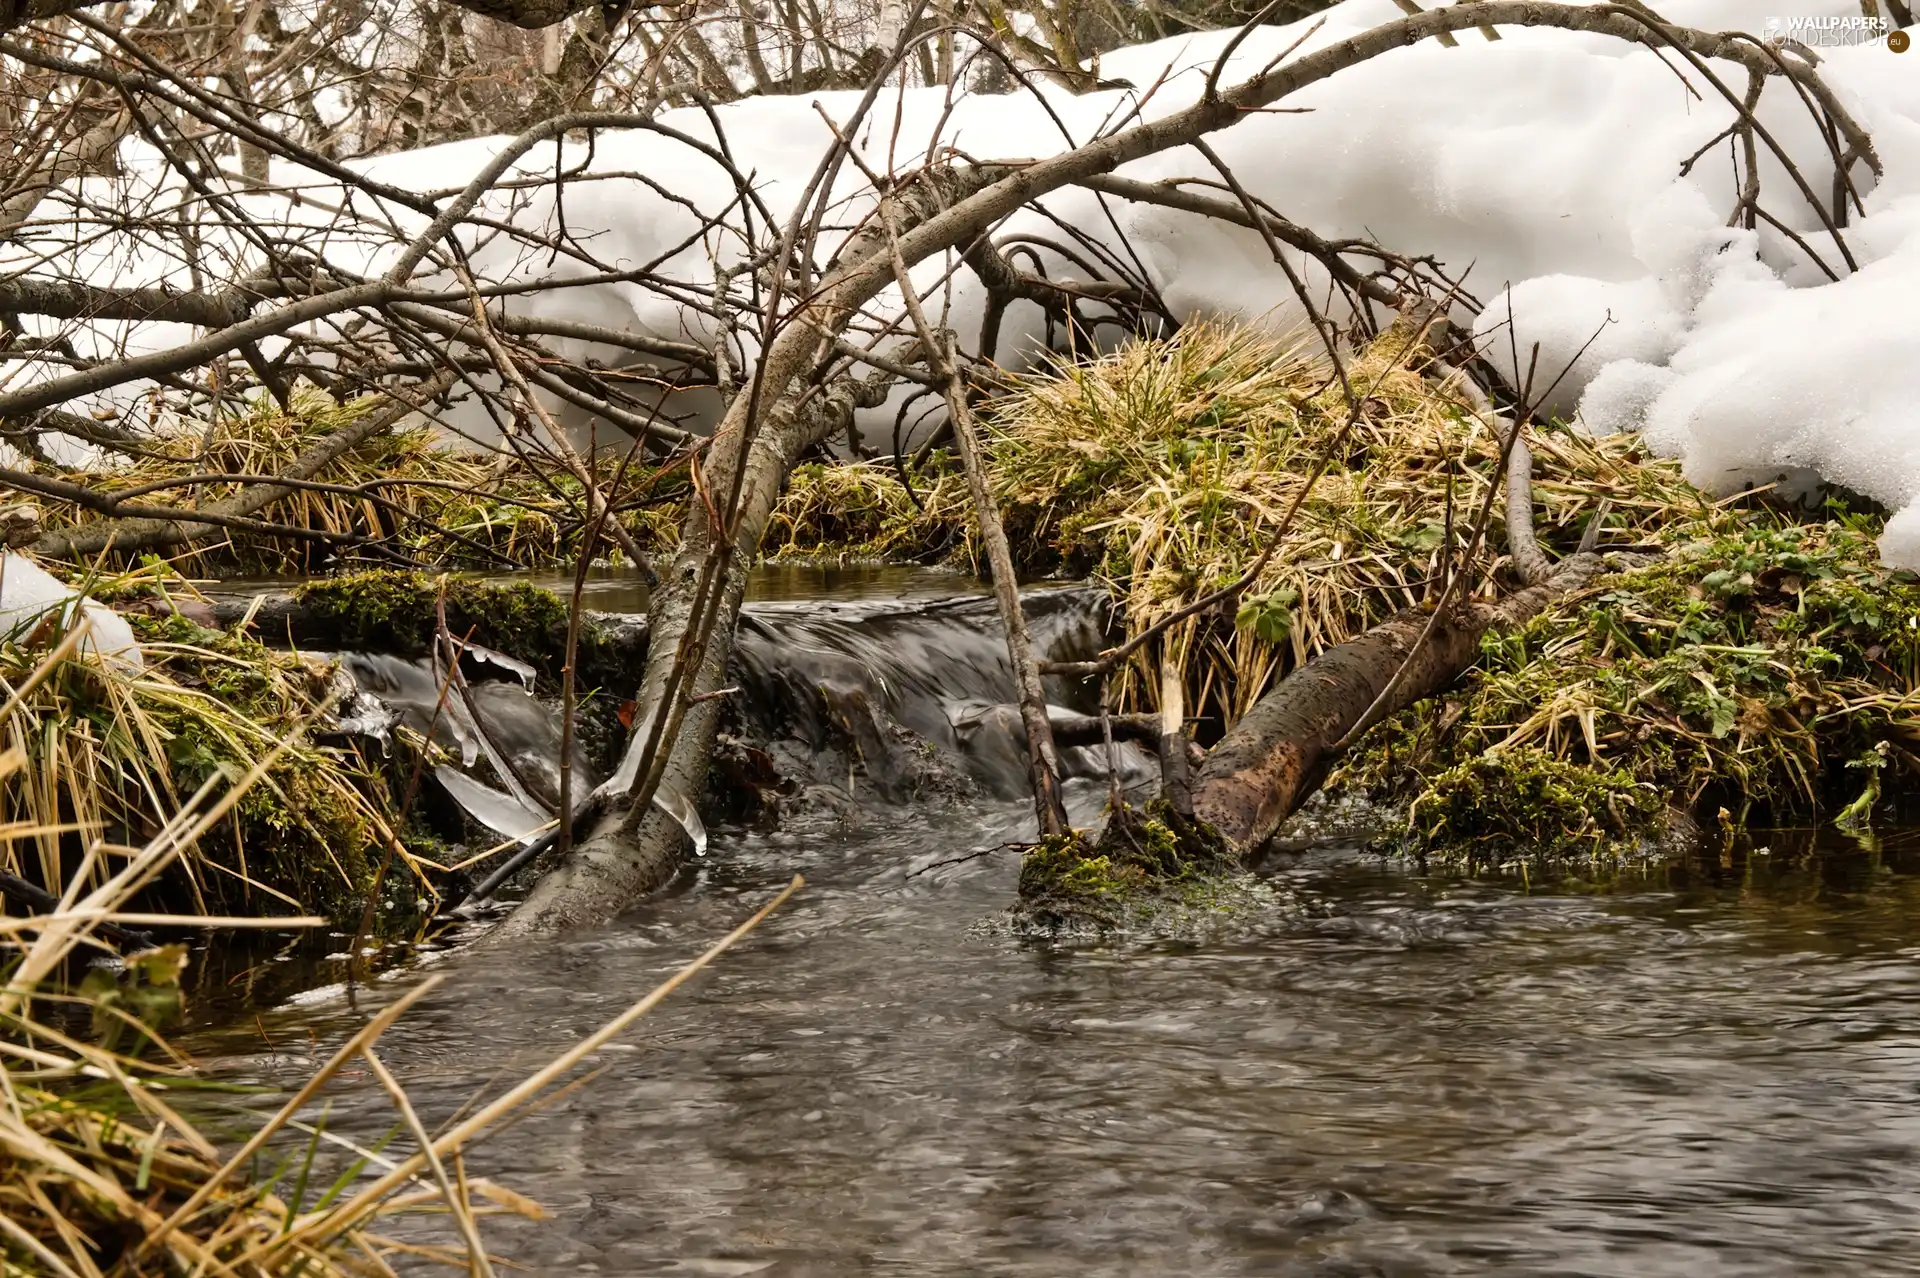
(1192, 549), (1601, 854)
(1189, 384), (1602, 854)
(1017, 527), (1609, 925)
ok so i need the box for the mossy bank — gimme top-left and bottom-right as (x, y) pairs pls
(0, 601), (431, 925)
(767, 322), (1920, 878)
(1336, 512), (1920, 865)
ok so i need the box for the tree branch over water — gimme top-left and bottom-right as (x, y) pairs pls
(0, 0), (1877, 932)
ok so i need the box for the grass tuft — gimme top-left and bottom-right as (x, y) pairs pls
(1, 563), (434, 922)
(6, 388), (683, 574)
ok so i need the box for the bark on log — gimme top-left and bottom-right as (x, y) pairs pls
(491, 354), (883, 938)
(1192, 553), (1600, 854)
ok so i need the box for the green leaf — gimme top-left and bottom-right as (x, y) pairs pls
(1236, 588), (1298, 646)
(1708, 692), (1738, 739)
(1398, 520), (1446, 554)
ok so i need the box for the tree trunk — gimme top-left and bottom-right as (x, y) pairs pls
(490, 547), (746, 935)
(494, 329), (875, 936)
(1192, 557), (1598, 853)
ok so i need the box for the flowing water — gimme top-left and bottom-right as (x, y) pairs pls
(187, 573), (1920, 1277)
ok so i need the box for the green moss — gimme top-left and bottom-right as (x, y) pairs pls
(1407, 747), (1666, 861)
(294, 570), (573, 673)
(1015, 800), (1238, 927)
(1336, 510), (1920, 859)
(12, 611), (426, 925)
(1017, 836), (1137, 911)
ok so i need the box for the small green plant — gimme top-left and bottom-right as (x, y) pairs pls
(1339, 513), (1920, 859)
(1236, 586), (1299, 645)
(1835, 740), (1891, 830)
(1408, 748), (1666, 862)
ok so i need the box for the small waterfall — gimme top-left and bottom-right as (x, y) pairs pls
(728, 586), (1143, 804)
(325, 582), (1156, 851)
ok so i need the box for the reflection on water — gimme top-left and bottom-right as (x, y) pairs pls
(192, 821), (1920, 1277)
(507, 563), (982, 613)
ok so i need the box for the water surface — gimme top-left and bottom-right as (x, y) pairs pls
(512, 562), (983, 611)
(209, 562), (979, 614)
(196, 816), (1920, 1277)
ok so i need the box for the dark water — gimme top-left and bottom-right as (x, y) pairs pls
(182, 570), (1920, 1275)
(212, 562), (977, 614)
(193, 812), (1920, 1277)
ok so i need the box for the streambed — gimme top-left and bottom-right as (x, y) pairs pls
(183, 572), (1920, 1276)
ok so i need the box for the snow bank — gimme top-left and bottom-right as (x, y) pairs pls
(12, 0), (1920, 563)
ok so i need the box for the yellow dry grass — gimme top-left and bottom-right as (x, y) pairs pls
(0, 620), (799, 1272)
(989, 321), (1705, 726)
(5, 390), (624, 574)
(0, 564), (433, 921)
(772, 320), (1703, 734)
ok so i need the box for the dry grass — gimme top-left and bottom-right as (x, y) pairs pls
(0, 619), (800, 1272)
(7, 390), (672, 575)
(0, 563), (435, 921)
(988, 321), (1709, 728)
(0, 682), (460, 1278)
(767, 458), (969, 562)
(773, 320), (1703, 734)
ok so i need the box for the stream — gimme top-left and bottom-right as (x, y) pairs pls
(186, 570), (1920, 1276)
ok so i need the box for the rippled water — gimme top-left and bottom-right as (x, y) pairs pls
(193, 808), (1920, 1277)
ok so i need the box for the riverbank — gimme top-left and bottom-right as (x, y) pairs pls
(770, 323), (1920, 871)
(0, 634), (561, 1276)
(11, 322), (1920, 925)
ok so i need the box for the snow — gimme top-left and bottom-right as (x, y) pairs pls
(12, 0), (1920, 562)
(0, 553), (143, 672)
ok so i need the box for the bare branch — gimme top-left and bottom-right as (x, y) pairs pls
(27, 371), (454, 558)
